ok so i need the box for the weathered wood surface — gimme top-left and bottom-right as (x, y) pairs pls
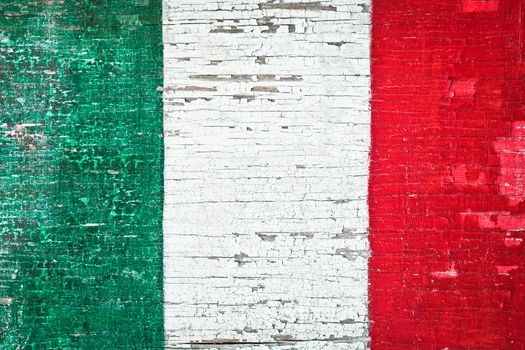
(370, 0), (525, 349)
(163, 0), (371, 348)
(0, 1), (164, 348)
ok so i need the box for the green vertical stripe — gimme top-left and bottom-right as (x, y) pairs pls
(0, 1), (163, 348)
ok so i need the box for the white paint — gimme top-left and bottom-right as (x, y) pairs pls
(173, 341), (366, 350)
(163, 0), (371, 348)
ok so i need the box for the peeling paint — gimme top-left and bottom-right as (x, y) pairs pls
(0, 0), (163, 348)
(163, 0), (371, 347)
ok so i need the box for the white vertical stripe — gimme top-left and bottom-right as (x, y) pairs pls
(163, 0), (371, 348)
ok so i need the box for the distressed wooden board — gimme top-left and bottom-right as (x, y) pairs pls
(0, 1), (164, 348)
(163, 0), (371, 348)
(370, 0), (525, 349)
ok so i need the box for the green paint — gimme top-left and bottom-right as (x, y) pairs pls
(0, 1), (163, 348)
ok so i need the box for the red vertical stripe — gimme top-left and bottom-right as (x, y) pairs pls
(370, 0), (525, 349)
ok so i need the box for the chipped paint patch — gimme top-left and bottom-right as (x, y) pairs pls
(496, 265), (519, 275)
(431, 263), (459, 279)
(461, 0), (500, 13)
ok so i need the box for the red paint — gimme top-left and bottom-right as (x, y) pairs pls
(370, 0), (525, 349)
(461, 0), (500, 13)
(497, 265), (520, 275)
(449, 79), (477, 98)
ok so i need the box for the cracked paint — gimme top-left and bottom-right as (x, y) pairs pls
(0, 0), (163, 348)
(370, 0), (525, 348)
(163, 0), (371, 348)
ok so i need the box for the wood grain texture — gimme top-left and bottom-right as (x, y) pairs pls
(162, 0), (371, 348)
(370, 0), (525, 348)
(0, 1), (164, 348)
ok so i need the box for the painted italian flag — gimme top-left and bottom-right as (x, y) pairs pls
(1, 0), (524, 349)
